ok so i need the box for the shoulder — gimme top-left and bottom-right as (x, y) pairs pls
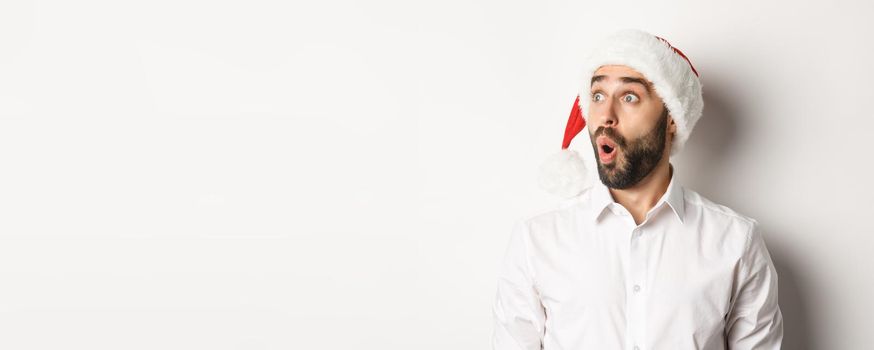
(682, 187), (760, 243)
(515, 187), (595, 238)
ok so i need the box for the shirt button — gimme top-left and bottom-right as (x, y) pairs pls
(633, 284), (641, 293)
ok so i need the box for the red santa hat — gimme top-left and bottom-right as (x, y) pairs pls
(538, 28), (703, 198)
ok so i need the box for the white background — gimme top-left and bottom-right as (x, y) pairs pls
(0, 0), (871, 349)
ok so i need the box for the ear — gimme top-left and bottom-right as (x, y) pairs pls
(667, 115), (677, 134)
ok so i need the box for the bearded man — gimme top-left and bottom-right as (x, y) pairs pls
(491, 29), (783, 350)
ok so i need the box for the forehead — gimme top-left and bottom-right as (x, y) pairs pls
(590, 65), (652, 88)
(594, 65), (645, 79)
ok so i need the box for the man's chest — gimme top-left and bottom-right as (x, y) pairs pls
(530, 225), (739, 334)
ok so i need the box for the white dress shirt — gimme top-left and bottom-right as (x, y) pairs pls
(492, 169), (783, 350)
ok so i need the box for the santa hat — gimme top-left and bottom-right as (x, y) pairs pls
(538, 28), (703, 198)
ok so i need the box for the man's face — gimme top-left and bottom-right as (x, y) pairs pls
(587, 65), (675, 189)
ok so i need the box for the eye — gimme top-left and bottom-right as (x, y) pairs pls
(622, 93), (639, 103)
(592, 92), (604, 102)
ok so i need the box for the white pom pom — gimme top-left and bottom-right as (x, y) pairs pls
(537, 148), (591, 198)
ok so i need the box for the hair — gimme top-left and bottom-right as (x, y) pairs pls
(661, 102), (673, 153)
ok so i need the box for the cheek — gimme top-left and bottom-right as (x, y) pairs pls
(621, 128), (646, 143)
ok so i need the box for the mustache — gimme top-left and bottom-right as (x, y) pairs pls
(594, 127), (627, 149)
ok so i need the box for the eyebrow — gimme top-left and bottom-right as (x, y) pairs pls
(590, 75), (652, 95)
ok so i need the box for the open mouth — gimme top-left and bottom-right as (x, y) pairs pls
(596, 136), (618, 163)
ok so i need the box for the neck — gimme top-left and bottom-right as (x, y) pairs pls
(608, 157), (673, 225)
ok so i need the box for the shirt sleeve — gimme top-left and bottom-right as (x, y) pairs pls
(491, 220), (547, 350)
(725, 220), (784, 349)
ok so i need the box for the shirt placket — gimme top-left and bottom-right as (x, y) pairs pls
(625, 220), (647, 350)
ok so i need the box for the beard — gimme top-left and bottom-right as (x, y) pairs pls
(589, 109), (669, 189)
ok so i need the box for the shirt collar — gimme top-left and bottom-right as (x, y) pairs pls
(588, 164), (686, 224)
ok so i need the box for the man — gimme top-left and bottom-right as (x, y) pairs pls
(491, 29), (783, 350)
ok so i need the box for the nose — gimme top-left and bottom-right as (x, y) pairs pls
(597, 98), (618, 128)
